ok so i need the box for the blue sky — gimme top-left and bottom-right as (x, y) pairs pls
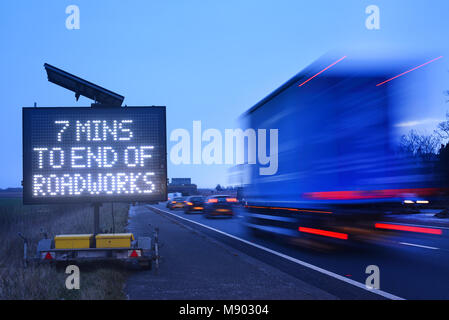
(1, 0), (449, 188)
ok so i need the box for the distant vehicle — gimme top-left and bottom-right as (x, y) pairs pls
(183, 196), (206, 213)
(204, 195), (237, 218)
(402, 197), (430, 211)
(241, 54), (443, 243)
(168, 197), (186, 210)
(166, 192), (182, 208)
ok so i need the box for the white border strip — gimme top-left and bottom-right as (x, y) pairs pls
(148, 205), (404, 300)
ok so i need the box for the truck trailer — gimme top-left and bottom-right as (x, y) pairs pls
(240, 54), (446, 243)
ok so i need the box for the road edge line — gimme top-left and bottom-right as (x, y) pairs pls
(148, 205), (405, 300)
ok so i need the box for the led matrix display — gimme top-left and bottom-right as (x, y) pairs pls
(23, 107), (167, 204)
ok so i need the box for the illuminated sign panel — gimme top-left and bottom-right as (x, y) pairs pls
(23, 107), (167, 204)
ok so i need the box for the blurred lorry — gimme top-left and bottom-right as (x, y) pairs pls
(241, 54), (446, 243)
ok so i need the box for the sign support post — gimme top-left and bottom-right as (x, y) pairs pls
(90, 100), (116, 237)
(93, 203), (101, 235)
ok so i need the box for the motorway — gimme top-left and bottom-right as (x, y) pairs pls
(145, 203), (449, 300)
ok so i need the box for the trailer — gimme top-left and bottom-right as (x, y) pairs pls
(33, 230), (157, 270)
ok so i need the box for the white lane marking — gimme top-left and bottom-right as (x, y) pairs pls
(148, 205), (404, 300)
(399, 242), (439, 250)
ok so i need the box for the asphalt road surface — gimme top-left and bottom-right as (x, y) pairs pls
(126, 205), (338, 299)
(127, 203), (449, 300)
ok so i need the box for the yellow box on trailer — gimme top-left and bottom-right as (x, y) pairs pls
(54, 234), (93, 249)
(95, 233), (135, 248)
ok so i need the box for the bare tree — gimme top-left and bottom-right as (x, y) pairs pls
(400, 130), (441, 160)
(435, 111), (449, 141)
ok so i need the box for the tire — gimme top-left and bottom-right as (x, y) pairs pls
(138, 259), (152, 270)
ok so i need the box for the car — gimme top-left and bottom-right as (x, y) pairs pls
(204, 195), (237, 217)
(168, 197), (186, 210)
(183, 196), (206, 213)
(166, 192), (182, 208)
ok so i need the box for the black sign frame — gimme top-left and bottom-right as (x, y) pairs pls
(22, 106), (167, 205)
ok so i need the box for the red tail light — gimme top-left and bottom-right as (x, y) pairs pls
(172, 201), (176, 203)
(187, 202), (193, 206)
(245, 205), (332, 214)
(226, 198), (238, 202)
(375, 223), (442, 235)
(207, 198), (218, 203)
(299, 227), (348, 240)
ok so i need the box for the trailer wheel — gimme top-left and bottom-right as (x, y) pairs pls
(54, 261), (69, 271)
(138, 259), (152, 270)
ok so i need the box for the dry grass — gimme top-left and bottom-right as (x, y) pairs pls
(0, 199), (130, 300)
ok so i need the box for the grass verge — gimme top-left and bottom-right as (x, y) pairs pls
(0, 198), (130, 300)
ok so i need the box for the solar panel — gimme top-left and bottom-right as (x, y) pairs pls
(44, 63), (124, 106)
